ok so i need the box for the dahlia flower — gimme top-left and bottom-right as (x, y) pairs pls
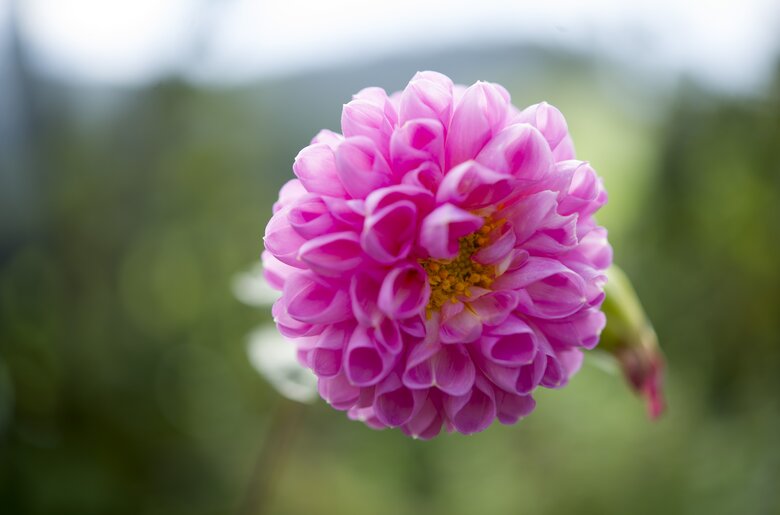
(262, 71), (611, 437)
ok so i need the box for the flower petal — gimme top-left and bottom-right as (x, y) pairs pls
(293, 143), (348, 197)
(436, 160), (514, 209)
(377, 263), (429, 320)
(419, 204), (483, 259)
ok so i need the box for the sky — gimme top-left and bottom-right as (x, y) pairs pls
(3, 0), (780, 92)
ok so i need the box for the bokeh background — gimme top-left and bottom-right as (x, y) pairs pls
(1, 1), (780, 514)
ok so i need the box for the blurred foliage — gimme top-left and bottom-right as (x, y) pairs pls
(1, 42), (779, 515)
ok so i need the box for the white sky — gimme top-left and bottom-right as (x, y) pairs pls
(5, 0), (780, 91)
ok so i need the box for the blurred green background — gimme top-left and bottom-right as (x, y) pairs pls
(2, 5), (780, 515)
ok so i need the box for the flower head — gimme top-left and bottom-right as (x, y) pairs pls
(263, 71), (612, 437)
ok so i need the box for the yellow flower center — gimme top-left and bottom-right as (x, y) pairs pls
(420, 216), (504, 316)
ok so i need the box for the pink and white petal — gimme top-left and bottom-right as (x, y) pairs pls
(378, 263), (430, 320)
(343, 326), (394, 387)
(495, 391), (536, 425)
(284, 272), (352, 325)
(361, 200), (417, 264)
(373, 373), (427, 427)
(439, 303), (483, 344)
(476, 123), (553, 182)
(444, 376), (497, 435)
(399, 71), (454, 125)
(432, 344), (476, 396)
(318, 372), (360, 410)
(390, 118), (445, 175)
(293, 143), (348, 197)
(512, 102), (569, 150)
(298, 231), (363, 277)
(335, 136), (393, 199)
(273, 179), (308, 213)
(446, 81), (510, 168)
(468, 290), (520, 327)
(436, 160), (514, 209)
(419, 204), (483, 259)
(263, 208), (307, 268)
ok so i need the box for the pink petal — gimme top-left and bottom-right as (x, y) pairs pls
(401, 397), (442, 439)
(377, 263), (429, 320)
(399, 70), (454, 125)
(349, 271), (383, 326)
(444, 376), (496, 435)
(439, 303), (483, 344)
(512, 101), (569, 150)
(495, 257), (587, 319)
(284, 272), (351, 324)
(495, 391), (536, 425)
(436, 160), (514, 209)
(361, 200), (417, 264)
(480, 328), (537, 366)
(343, 326), (394, 387)
(318, 372), (360, 410)
(467, 290), (520, 327)
(273, 179), (307, 213)
(390, 118), (445, 175)
(401, 161), (443, 193)
(263, 208), (307, 268)
(310, 323), (351, 377)
(335, 136), (392, 199)
(341, 98), (394, 158)
(261, 250), (297, 291)
(293, 143), (348, 197)
(373, 373), (426, 427)
(432, 344), (476, 396)
(446, 81), (510, 168)
(298, 231), (363, 277)
(476, 123), (553, 182)
(287, 195), (341, 240)
(419, 204), (483, 259)
(473, 224), (516, 265)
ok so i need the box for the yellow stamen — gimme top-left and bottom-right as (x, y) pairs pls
(419, 215), (505, 312)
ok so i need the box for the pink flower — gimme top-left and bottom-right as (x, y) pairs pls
(263, 72), (611, 437)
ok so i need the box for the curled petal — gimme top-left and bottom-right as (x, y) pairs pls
(288, 195), (341, 240)
(495, 257), (587, 319)
(310, 324), (352, 377)
(293, 144), (347, 197)
(513, 102), (569, 150)
(261, 250), (297, 291)
(501, 191), (578, 255)
(419, 204), (483, 259)
(378, 263), (429, 320)
(349, 271), (383, 326)
(436, 160), (514, 209)
(335, 136), (392, 199)
(318, 373), (360, 410)
(446, 81), (510, 168)
(263, 208), (307, 268)
(401, 397), (442, 439)
(495, 391), (536, 425)
(298, 232), (363, 277)
(439, 303), (483, 344)
(444, 376), (497, 435)
(480, 328), (537, 367)
(401, 162), (443, 193)
(390, 119), (445, 175)
(284, 272), (351, 325)
(273, 179), (307, 213)
(343, 326), (394, 387)
(341, 98), (394, 157)
(467, 290), (520, 327)
(476, 123), (553, 182)
(558, 161), (608, 217)
(373, 373), (427, 427)
(361, 201), (417, 264)
(399, 70), (454, 125)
